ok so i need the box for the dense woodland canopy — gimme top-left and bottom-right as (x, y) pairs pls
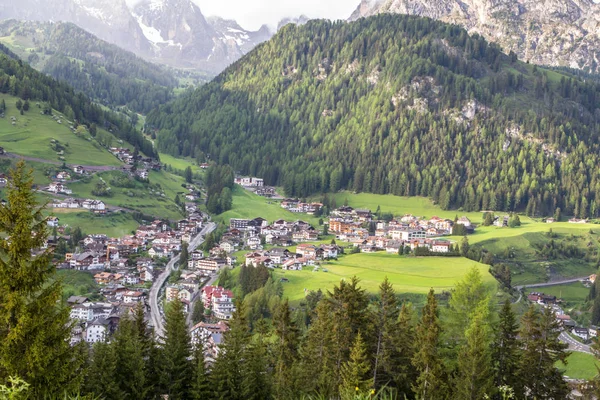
(0, 21), (177, 114)
(0, 44), (157, 158)
(148, 15), (600, 217)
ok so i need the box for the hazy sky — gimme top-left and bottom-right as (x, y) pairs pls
(193, 0), (358, 31)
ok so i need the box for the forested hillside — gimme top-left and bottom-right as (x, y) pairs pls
(147, 15), (600, 218)
(0, 20), (178, 114)
(0, 43), (157, 157)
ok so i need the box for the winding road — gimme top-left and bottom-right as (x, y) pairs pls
(149, 222), (216, 338)
(559, 331), (592, 354)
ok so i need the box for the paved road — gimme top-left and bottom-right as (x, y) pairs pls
(186, 273), (219, 328)
(149, 222), (216, 338)
(1, 152), (120, 171)
(515, 277), (590, 290)
(559, 331), (593, 354)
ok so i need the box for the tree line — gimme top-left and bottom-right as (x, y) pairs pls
(147, 14), (600, 217)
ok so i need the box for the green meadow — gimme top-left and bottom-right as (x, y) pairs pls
(48, 209), (139, 237)
(68, 170), (187, 220)
(217, 185), (320, 226)
(557, 352), (599, 380)
(272, 252), (495, 303)
(0, 93), (121, 166)
(55, 269), (99, 300)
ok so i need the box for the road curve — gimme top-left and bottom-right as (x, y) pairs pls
(149, 222), (216, 338)
(559, 331), (593, 354)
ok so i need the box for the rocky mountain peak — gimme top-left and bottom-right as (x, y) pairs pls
(349, 0), (600, 73)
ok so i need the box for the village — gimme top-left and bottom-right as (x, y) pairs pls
(50, 174), (599, 365)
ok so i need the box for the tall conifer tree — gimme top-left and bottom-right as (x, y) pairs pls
(339, 332), (373, 400)
(492, 300), (521, 391)
(159, 299), (193, 399)
(0, 161), (80, 397)
(412, 289), (447, 400)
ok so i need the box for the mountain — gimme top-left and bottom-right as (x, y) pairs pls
(0, 20), (178, 114)
(131, 0), (272, 72)
(349, 0), (600, 74)
(0, 43), (157, 157)
(147, 14), (600, 218)
(0, 0), (272, 74)
(0, 0), (151, 55)
(277, 15), (310, 31)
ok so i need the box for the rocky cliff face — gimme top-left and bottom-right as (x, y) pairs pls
(0, 0), (273, 74)
(350, 0), (600, 73)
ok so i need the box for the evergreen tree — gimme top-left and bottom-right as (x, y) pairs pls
(272, 299), (299, 398)
(84, 342), (122, 399)
(211, 300), (251, 400)
(297, 300), (337, 397)
(185, 166), (193, 183)
(242, 328), (271, 400)
(112, 316), (147, 399)
(460, 236), (470, 257)
(453, 302), (494, 399)
(516, 305), (569, 399)
(445, 267), (493, 356)
(180, 242), (189, 268)
(0, 161), (80, 397)
(412, 289), (447, 400)
(158, 299), (193, 399)
(190, 342), (210, 399)
(388, 303), (417, 398)
(191, 300), (205, 325)
(492, 300), (521, 391)
(372, 277), (399, 389)
(339, 332), (373, 400)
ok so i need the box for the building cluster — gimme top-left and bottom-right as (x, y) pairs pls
(60, 214), (204, 275)
(164, 271), (207, 313)
(109, 147), (161, 170)
(68, 295), (139, 345)
(201, 285), (236, 320)
(245, 243), (341, 271)
(51, 198), (107, 213)
(280, 199), (323, 214)
(528, 288), (598, 341)
(191, 320), (229, 362)
(328, 208), (462, 254)
(234, 176), (264, 187)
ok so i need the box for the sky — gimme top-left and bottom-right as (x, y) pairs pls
(193, 0), (359, 31)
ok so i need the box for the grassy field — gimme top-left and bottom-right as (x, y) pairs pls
(55, 269), (99, 300)
(468, 224), (600, 285)
(159, 153), (201, 174)
(68, 170), (187, 220)
(48, 209), (139, 237)
(0, 93), (121, 166)
(217, 185), (320, 226)
(272, 253), (496, 303)
(558, 351), (599, 380)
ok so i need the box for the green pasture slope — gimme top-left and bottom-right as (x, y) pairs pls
(0, 93), (121, 166)
(272, 253), (495, 303)
(48, 209), (139, 237)
(558, 352), (599, 380)
(68, 170), (187, 220)
(217, 185), (320, 226)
